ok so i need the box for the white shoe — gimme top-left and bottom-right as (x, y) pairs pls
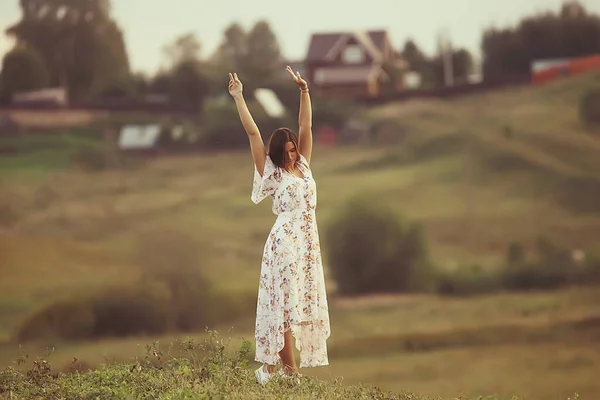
(277, 369), (301, 384)
(255, 365), (273, 385)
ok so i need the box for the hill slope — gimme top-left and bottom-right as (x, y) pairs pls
(0, 73), (599, 399)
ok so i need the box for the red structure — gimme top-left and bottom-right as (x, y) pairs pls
(531, 55), (600, 85)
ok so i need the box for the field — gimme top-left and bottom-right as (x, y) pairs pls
(1, 73), (600, 399)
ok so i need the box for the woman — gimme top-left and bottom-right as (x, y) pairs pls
(228, 67), (331, 384)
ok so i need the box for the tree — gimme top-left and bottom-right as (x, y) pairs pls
(481, 2), (600, 81)
(211, 23), (247, 72)
(148, 72), (171, 95)
(168, 60), (210, 112)
(211, 20), (282, 87)
(429, 47), (474, 86)
(244, 21), (283, 82)
(158, 32), (210, 113)
(6, 0), (130, 101)
(0, 45), (50, 104)
(400, 39), (429, 74)
(162, 33), (202, 69)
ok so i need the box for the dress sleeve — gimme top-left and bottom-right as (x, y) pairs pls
(298, 153), (310, 168)
(251, 156), (280, 204)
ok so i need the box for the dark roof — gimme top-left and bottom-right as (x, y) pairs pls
(368, 30), (388, 50)
(305, 30), (389, 62)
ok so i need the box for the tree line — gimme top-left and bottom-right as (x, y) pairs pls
(0, 0), (599, 111)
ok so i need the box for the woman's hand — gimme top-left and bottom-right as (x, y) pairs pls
(228, 72), (243, 98)
(286, 65), (308, 90)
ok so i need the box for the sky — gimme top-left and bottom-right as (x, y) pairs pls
(1, 0), (599, 76)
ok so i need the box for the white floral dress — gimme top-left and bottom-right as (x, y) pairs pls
(251, 154), (331, 368)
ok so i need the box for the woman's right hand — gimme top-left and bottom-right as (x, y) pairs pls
(228, 72), (243, 98)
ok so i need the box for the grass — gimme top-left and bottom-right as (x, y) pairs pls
(0, 329), (591, 400)
(2, 73), (600, 398)
(0, 287), (598, 399)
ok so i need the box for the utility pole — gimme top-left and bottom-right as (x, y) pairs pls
(438, 28), (454, 87)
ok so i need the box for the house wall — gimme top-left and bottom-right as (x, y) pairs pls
(313, 82), (379, 99)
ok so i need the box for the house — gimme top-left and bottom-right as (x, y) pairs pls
(303, 29), (404, 99)
(11, 87), (68, 108)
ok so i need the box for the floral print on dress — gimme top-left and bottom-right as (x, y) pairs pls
(251, 154), (331, 368)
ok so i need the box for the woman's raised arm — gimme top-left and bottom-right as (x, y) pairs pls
(229, 72), (267, 175)
(285, 66), (313, 165)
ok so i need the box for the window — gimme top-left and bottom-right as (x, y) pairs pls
(342, 45), (363, 64)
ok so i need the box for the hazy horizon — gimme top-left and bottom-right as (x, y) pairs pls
(1, 0), (599, 76)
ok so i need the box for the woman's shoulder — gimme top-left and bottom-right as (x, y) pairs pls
(298, 154), (311, 169)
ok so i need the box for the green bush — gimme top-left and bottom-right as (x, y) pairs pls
(312, 99), (356, 130)
(13, 283), (173, 342)
(200, 99), (293, 150)
(435, 265), (500, 296)
(326, 197), (432, 295)
(436, 238), (600, 297)
(136, 228), (210, 331)
(13, 228), (252, 342)
(0, 45), (49, 105)
(90, 283), (173, 337)
(500, 237), (600, 291)
(13, 298), (96, 342)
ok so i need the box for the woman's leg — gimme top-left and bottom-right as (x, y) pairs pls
(278, 327), (297, 375)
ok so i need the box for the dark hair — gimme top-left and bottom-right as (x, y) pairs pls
(268, 127), (299, 167)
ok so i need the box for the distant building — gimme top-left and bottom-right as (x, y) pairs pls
(117, 125), (162, 152)
(531, 55), (600, 85)
(303, 29), (405, 99)
(11, 87), (68, 108)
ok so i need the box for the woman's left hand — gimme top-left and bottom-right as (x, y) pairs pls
(286, 65), (308, 90)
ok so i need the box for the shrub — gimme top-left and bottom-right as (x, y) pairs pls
(90, 282), (173, 337)
(13, 282), (173, 342)
(312, 99), (356, 130)
(13, 228), (252, 342)
(0, 45), (49, 104)
(435, 265), (500, 296)
(579, 88), (600, 132)
(326, 197), (432, 295)
(435, 238), (600, 297)
(13, 298), (96, 342)
(136, 228), (210, 331)
(200, 99), (294, 150)
(500, 237), (600, 291)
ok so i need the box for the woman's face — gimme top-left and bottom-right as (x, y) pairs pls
(283, 141), (298, 166)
